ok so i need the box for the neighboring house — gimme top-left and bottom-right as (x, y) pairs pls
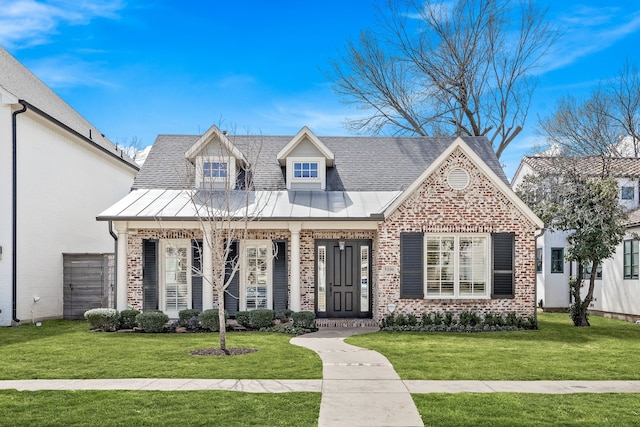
(512, 156), (640, 322)
(0, 47), (139, 326)
(98, 124), (541, 323)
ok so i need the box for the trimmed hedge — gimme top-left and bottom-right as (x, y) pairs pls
(178, 309), (201, 328)
(380, 311), (538, 332)
(199, 309), (227, 332)
(119, 309), (140, 329)
(235, 309), (275, 329)
(136, 311), (169, 333)
(84, 308), (119, 331)
(291, 311), (316, 329)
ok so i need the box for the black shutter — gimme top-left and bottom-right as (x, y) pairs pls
(492, 233), (515, 298)
(400, 232), (424, 299)
(224, 240), (239, 317)
(142, 239), (158, 310)
(192, 240), (203, 311)
(273, 240), (288, 311)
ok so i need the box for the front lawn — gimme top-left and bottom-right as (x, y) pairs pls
(0, 321), (321, 380)
(0, 390), (320, 426)
(414, 393), (640, 426)
(346, 312), (640, 380)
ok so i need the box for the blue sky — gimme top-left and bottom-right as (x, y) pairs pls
(2, 1), (640, 179)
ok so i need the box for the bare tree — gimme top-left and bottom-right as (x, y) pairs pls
(537, 61), (640, 158)
(330, 0), (557, 158)
(181, 128), (269, 352)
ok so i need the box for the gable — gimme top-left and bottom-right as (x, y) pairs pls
(288, 136), (325, 158)
(276, 126), (334, 167)
(384, 138), (543, 229)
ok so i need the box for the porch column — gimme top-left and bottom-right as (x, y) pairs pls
(289, 222), (301, 311)
(202, 226), (214, 310)
(115, 222), (128, 311)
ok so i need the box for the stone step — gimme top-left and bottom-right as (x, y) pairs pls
(315, 318), (379, 328)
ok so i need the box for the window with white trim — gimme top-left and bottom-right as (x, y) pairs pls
(161, 240), (191, 318)
(621, 186), (635, 200)
(425, 235), (488, 298)
(317, 246), (327, 312)
(242, 241), (272, 310)
(196, 156), (236, 188)
(293, 161), (318, 178)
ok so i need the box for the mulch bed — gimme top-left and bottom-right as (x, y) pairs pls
(189, 347), (258, 356)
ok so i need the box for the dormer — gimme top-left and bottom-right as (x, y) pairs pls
(185, 125), (247, 189)
(276, 126), (334, 190)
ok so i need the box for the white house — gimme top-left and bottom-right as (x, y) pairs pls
(0, 47), (139, 326)
(512, 156), (640, 322)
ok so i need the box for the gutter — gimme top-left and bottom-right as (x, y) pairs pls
(11, 102), (27, 323)
(17, 100), (139, 172)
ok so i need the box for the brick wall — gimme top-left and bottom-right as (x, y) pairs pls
(375, 147), (538, 320)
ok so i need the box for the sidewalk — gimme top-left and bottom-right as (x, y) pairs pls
(292, 327), (423, 427)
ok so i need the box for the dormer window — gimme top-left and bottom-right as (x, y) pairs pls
(197, 156), (236, 189)
(204, 161), (228, 178)
(293, 161), (318, 179)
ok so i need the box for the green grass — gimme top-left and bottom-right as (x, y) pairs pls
(414, 393), (640, 426)
(0, 320), (321, 380)
(0, 390), (320, 426)
(346, 313), (640, 380)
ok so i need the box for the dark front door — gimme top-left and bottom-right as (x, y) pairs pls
(316, 240), (371, 318)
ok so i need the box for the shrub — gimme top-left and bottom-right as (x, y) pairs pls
(235, 311), (251, 328)
(179, 309), (201, 328)
(84, 308), (119, 331)
(249, 309), (275, 329)
(406, 312), (418, 326)
(395, 313), (408, 326)
(199, 309), (227, 332)
(119, 309), (140, 329)
(459, 311), (481, 326)
(444, 312), (454, 326)
(484, 312), (505, 327)
(136, 311), (169, 333)
(433, 312), (444, 325)
(420, 312), (433, 326)
(276, 309), (294, 323)
(291, 311), (316, 329)
(380, 313), (396, 328)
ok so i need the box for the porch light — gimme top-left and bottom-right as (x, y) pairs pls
(339, 240), (345, 251)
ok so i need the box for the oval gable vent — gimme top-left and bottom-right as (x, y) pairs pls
(447, 168), (469, 190)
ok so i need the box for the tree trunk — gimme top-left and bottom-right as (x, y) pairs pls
(217, 286), (229, 354)
(570, 261), (597, 327)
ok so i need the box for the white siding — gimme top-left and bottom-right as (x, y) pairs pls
(0, 110), (136, 325)
(0, 105), (14, 326)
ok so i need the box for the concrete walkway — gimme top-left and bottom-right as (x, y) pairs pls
(291, 327), (424, 427)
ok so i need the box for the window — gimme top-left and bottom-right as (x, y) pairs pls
(242, 241), (272, 310)
(624, 239), (639, 279)
(293, 162), (318, 178)
(621, 186), (635, 200)
(551, 248), (564, 273)
(203, 161), (227, 178)
(583, 262), (602, 280)
(161, 240), (191, 317)
(317, 246), (327, 311)
(425, 235), (488, 298)
(536, 248), (542, 273)
(360, 246), (369, 312)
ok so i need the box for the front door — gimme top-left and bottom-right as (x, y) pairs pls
(316, 240), (371, 318)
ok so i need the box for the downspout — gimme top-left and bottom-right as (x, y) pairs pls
(108, 221), (118, 309)
(534, 228), (546, 321)
(11, 101), (27, 323)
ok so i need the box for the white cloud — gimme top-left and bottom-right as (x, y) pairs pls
(541, 6), (640, 73)
(0, 0), (124, 48)
(28, 55), (117, 88)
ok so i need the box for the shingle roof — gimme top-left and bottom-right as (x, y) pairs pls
(522, 156), (640, 178)
(133, 134), (505, 191)
(0, 46), (137, 169)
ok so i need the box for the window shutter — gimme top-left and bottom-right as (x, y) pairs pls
(400, 232), (424, 299)
(224, 240), (239, 317)
(492, 233), (515, 298)
(273, 240), (288, 311)
(192, 240), (203, 311)
(142, 239), (158, 310)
